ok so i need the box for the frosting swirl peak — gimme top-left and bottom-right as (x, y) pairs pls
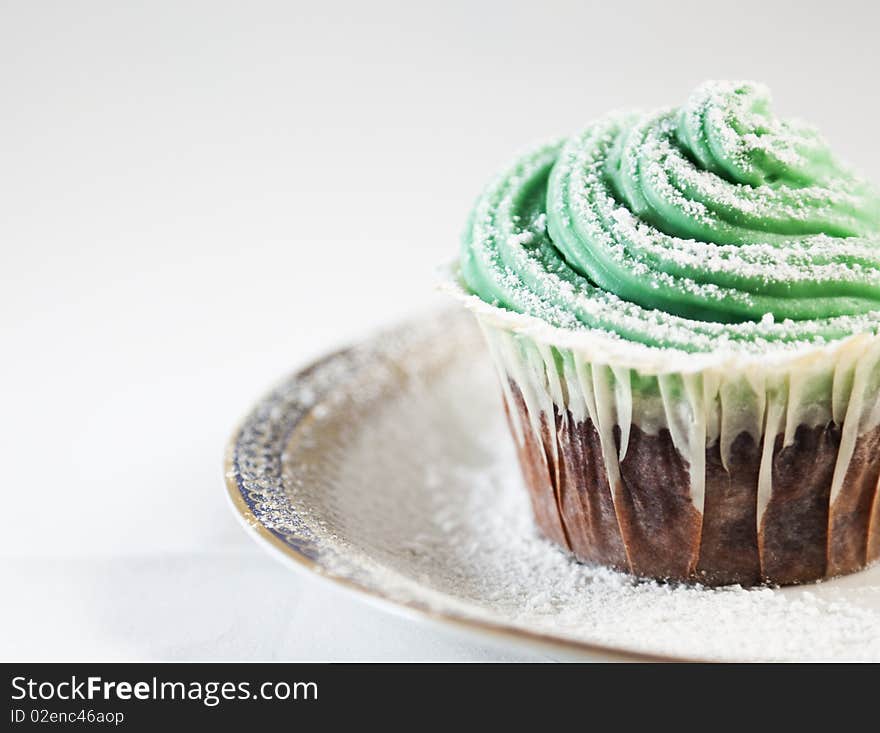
(460, 81), (880, 353)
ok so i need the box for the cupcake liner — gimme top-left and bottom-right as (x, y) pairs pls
(463, 296), (880, 586)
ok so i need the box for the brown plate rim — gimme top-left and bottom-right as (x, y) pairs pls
(224, 323), (687, 662)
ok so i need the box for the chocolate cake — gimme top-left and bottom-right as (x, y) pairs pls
(504, 380), (880, 585)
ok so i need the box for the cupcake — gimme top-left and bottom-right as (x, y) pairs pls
(451, 81), (880, 586)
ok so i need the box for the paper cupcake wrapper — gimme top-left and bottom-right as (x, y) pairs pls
(471, 310), (880, 586)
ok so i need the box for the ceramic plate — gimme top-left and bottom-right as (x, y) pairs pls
(225, 310), (880, 661)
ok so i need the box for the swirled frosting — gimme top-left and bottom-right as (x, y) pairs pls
(460, 81), (880, 353)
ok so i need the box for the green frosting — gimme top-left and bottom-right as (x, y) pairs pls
(460, 81), (880, 352)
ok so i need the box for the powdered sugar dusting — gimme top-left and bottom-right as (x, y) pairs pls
(235, 313), (880, 661)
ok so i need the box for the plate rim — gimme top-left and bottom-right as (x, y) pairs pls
(224, 329), (685, 662)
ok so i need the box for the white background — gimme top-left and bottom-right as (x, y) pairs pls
(2, 0), (879, 660)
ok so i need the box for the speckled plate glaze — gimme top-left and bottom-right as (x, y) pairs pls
(225, 310), (880, 661)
